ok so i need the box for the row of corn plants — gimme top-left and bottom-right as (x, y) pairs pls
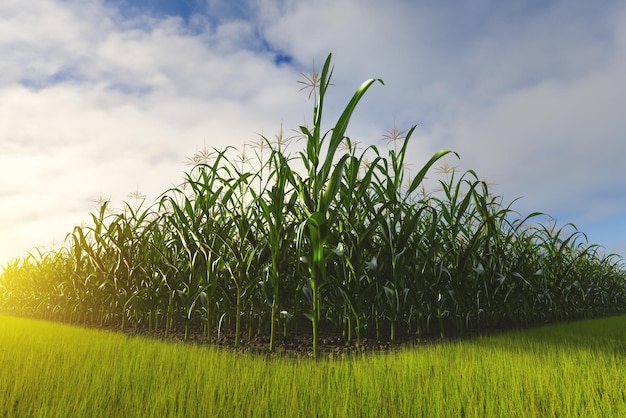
(1, 54), (625, 358)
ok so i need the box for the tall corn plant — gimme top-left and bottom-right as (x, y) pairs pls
(332, 141), (383, 347)
(212, 160), (260, 349)
(158, 151), (230, 340)
(291, 53), (456, 357)
(256, 145), (299, 351)
(69, 202), (126, 327)
(290, 54), (384, 359)
(372, 127), (455, 343)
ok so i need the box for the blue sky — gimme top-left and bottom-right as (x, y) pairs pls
(1, 0), (625, 265)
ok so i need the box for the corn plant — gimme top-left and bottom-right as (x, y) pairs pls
(331, 140), (383, 346)
(290, 54), (382, 358)
(157, 150), (232, 340)
(1, 53), (625, 357)
(255, 144), (300, 351)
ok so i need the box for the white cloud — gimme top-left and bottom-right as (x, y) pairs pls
(1, 0), (625, 264)
(256, 0), (626, 247)
(260, 0), (626, 217)
(439, 40), (626, 218)
(0, 0), (309, 263)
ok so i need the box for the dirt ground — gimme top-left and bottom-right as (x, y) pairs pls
(119, 322), (496, 359)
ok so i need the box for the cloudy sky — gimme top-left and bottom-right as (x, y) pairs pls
(1, 0), (625, 266)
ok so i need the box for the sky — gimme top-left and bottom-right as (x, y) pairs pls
(1, 0), (625, 266)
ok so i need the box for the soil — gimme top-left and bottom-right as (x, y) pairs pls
(118, 323), (501, 359)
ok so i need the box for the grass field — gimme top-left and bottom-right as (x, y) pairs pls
(1, 314), (625, 417)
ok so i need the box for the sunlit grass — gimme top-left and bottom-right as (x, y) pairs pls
(2, 314), (625, 417)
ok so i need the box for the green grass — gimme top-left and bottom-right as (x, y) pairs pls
(2, 314), (625, 417)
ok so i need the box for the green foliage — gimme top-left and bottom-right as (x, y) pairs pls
(1, 54), (625, 359)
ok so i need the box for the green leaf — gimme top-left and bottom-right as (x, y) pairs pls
(407, 150), (459, 196)
(320, 78), (383, 183)
(319, 154), (349, 212)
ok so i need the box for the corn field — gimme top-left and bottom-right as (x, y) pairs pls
(1, 54), (625, 358)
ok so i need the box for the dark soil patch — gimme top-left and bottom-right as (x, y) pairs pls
(117, 323), (507, 359)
